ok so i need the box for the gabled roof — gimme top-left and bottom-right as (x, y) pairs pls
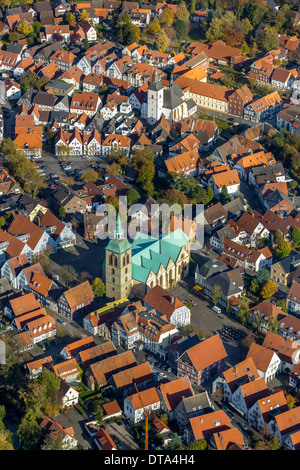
(60, 281), (94, 309)
(143, 285), (184, 319)
(8, 214), (46, 250)
(189, 410), (232, 440)
(158, 376), (194, 412)
(182, 334), (227, 372)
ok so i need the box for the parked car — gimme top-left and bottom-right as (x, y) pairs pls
(159, 372), (167, 378)
(211, 306), (222, 314)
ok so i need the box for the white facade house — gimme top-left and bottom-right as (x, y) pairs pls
(248, 391), (288, 432)
(123, 387), (161, 424)
(229, 377), (268, 419)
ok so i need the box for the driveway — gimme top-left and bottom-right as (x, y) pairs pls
(55, 407), (95, 449)
(105, 421), (140, 450)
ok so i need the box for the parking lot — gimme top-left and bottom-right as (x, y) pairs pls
(105, 421), (140, 450)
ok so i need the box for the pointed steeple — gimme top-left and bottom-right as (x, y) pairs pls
(114, 212), (124, 239)
(149, 67), (163, 92)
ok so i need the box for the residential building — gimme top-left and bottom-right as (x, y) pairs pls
(57, 281), (94, 319)
(124, 387), (161, 423)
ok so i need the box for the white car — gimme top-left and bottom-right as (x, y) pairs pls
(159, 372), (167, 378)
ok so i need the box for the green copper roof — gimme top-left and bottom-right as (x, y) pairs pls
(106, 238), (132, 254)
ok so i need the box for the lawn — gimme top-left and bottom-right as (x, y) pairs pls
(198, 113), (231, 132)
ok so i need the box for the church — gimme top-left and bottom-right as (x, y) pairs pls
(145, 68), (197, 125)
(105, 214), (191, 300)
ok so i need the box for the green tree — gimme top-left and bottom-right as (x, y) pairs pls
(269, 435), (280, 451)
(276, 298), (287, 312)
(292, 227), (300, 245)
(220, 185), (231, 202)
(91, 277), (106, 298)
(188, 439), (207, 450)
(212, 284), (223, 306)
(258, 26), (279, 52)
(127, 188), (141, 206)
(237, 299), (250, 325)
(42, 433), (63, 450)
(250, 278), (260, 295)
(174, 19), (188, 41)
(276, 239), (291, 259)
(167, 433), (184, 450)
(17, 416), (42, 450)
(59, 206), (66, 220)
(176, 1), (190, 22)
(256, 269), (270, 287)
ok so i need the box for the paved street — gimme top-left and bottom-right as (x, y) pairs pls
(105, 422), (140, 450)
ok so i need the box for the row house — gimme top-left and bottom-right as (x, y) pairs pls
(262, 331), (300, 374)
(185, 410), (233, 445)
(227, 85), (253, 118)
(107, 55), (134, 81)
(49, 49), (77, 72)
(160, 149), (199, 179)
(70, 91), (102, 118)
(232, 150), (276, 182)
(124, 63), (166, 88)
(76, 341), (117, 369)
(25, 356), (53, 379)
(101, 134), (131, 157)
(44, 25), (70, 43)
(230, 376), (269, 419)
(55, 128), (102, 156)
(60, 336), (95, 360)
(143, 285), (190, 328)
(228, 211), (270, 248)
(248, 391), (288, 433)
(268, 406), (300, 448)
(249, 58), (275, 84)
(176, 334), (227, 387)
(287, 281), (300, 315)
(123, 387), (161, 424)
(222, 237), (267, 272)
(52, 358), (80, 383)
(157, 376), (194, 422)
(174, 391), (214, 429)
(0, 50), (21, 73)
(209, 169), (241, 198)
(7, 214), (55, 262)
(246, 342), (281, 383)
(109, 362), (154, 397)
(57, 280), (94, 319)
(212, 357), (261, 403)
(244, 91), (282, 122)
(85, 350), (137, 390)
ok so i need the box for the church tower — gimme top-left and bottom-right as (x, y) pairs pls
(105, 213), (132, 301)
(147, 68), (164, 125)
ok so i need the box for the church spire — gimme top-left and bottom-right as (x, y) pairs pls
(114, 212), (123, 239)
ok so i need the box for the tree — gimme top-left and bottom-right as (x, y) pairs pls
(147, 17), (161, 35)
(269, 435), (280, 450)
(91, 277), (106, 298)
(286, 394), (297, 409)
(156, 28), (169, 53)
(17, 20), (34, 36)
(59, 206), (66, 220)
(292, 227), (300, 245)
(212, 284), (223, 306)
(276, 298), (287, 312)
(164, 188), (189, 208)
(17, 416), (42, 450)
(167, 433), (184, 450)
(80, 9), (89, 24)
(274, 229), (283, 245)
(65, 12), (76, 26)
(276, 239), (291, 259)
(174, 19), (188, 41)
(81, 168), (99, 184)
(220, 184), (231, 202)
(127, 188), (141, 206)
(290, 180), (298, 191)
(256, 269), (270, 287)
(106, 162), (122, 176)
(250, 278), (260, 295)
(0, 216), (5, 228)
(258, 26), (279, 52)
(260, 280), (278, 300)
(176, 1), (190, 22)
(130, 148), (155, 195)
(237, 299), (250, 325)
(42, 433), (63, 450)
(160, 7), (175, 27)
(188, 439), (207, 450)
